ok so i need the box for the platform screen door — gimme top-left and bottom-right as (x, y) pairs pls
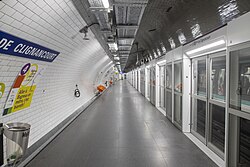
(159, 65), (166, 110)
(174, 61), (183, 128)
(228, 43), (250, 167)
(150, 67), (156, 105)
(166, 63), (172, 120)
(140, 69), (145, 96)
(191, 51), (226, 158)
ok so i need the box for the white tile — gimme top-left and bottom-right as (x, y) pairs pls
(0, 12), (4, 19)
(32, 7), (43, 15)
(1, 15), (14, 24)
(1, 5), (16, 16)
(0, 2), (5, 10)
(11, 11), (25, 21)
(20, 0), (29, 5)
(10, 20), (23, 29)
(3, 0), (17, 7)
(13, 2), (27, 13)
(22, 9), (34, 18)
(35, 0), (47, 8)
(21, 17), (32, 25)
(25, 1), (37, 11)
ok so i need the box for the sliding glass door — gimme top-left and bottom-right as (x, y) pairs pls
(191, 52), (226, 158)
(228, 44), (250, 167)
(146, 68), (150, 99)
(192, 57), (207, 140)
(140, 69), (145, 96)
(150, 67), (156, 105)
(159, 65), (166, 110)
(166, 63), (172, 120)
(174, 61), (183, 128)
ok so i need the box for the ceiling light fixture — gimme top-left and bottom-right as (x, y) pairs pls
(186, 40), (225, 55)
(157, 60), (166, 65)
(108, 42), (118, 51)
(101, 0), (109, 8)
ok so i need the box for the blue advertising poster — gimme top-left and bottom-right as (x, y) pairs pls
(0, 30), (60, 62)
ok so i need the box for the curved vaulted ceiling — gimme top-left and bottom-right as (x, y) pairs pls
(72, 0), (250, 72)
(124, 0), (250, 72)
(72, 0), (148, 72)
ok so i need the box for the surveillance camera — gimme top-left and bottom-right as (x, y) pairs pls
(79, 26), (88, 34)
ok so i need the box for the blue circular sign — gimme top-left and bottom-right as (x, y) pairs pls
(20, 63), (31, 75)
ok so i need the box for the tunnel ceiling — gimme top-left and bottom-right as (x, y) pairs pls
(124, 0), (250, 72)
(72, 0), (148, 72)
(72, 0), (250, 73)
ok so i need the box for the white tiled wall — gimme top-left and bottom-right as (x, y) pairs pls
(0, 0), (112, 153)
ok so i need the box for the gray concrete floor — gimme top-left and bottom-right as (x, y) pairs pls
(26, 81), (218, 167)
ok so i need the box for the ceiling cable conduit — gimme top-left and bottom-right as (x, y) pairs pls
(85, 0), (148, 72)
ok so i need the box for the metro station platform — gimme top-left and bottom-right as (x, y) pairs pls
(26, 81), (217, 167)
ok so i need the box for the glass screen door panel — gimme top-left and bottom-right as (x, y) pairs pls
(208, 55), (226, 155)
(209, 104), (225, 152)
(134, 72), (136, 87)
(150, 68), (153, 102)
(174, 62), (183, 128)
(230, 47), (250, 112)
(192, 99), (206, 138)
(150, 67), (156, 105)
(191, 58), (207, 140)
(136, 70), (140, 91)
(152, 67), (156, 105)
(174, 63), (182, 93)
(166, 64), (172, 89)
(147, 68), (150, 98)
(166, 90), (172, 119)
(174, 94), (182, 126)
(193, 59), (207, 96)
(228, 45), (250, 166)
(132, 72), (133, 85)
(239, 117), (250, 166)
(166, 64), (172, 120)
(192, 54), (226, 156)
(159, 65), (166, 109)
(210, 57), (226, 101)
(140, 70), (145, 96)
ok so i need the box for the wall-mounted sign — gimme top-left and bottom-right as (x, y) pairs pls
(3, 63), (43, 116)
(0, 83), (5, 99)
(176, 29), (186, 44)
(168, 37), (176, 49)
(160, 42), (166, 54)
(0, 30), (60, 62)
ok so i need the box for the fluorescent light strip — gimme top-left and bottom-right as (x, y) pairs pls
(191, 47), (226, 58)
(186, 40), (225, 55)
(102, 0), (109, 8)
(157, 60), (166, 65)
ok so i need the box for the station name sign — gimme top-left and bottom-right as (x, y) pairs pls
(0, 30), (59, 62)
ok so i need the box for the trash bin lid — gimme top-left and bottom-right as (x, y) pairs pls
(5, 122), (31, 131)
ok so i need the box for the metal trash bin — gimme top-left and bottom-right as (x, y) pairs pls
(3, 123), (30, 166)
